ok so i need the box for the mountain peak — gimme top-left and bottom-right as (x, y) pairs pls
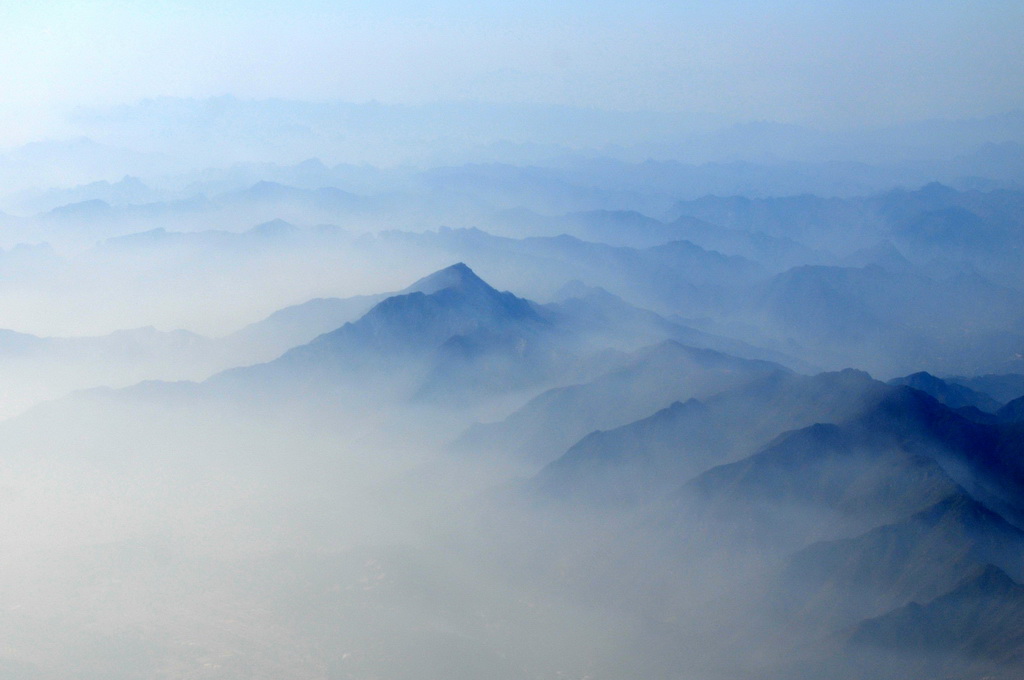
(888, 372), (1001, 412)
(959, 563), (1018, 594)
(288, 262), (542, 362)
(892, 370), (942, 388)
(403, 263), (490, 296)
(247, 218), (298, 237)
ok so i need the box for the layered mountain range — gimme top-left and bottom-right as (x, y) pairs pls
(1, 260), (1020, 678)
(0, 142), (1023, 680)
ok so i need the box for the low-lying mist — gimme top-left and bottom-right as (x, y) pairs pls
(0, 99), (1022, 678)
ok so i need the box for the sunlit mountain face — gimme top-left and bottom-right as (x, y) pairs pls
(0, 2), (1022, 676)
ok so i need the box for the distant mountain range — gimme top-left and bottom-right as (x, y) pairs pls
(6, 180), (1023, 381)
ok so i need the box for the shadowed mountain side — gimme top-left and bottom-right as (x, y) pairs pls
(855, 386), (1024, 525)
(664, 386), (1024, 544)
(462, 380), (1024, 576)
(568, 421), (971, 637)
(622, 388), (1024, 632)
(511, 384), (1013, 600)
(666, 423), (962, 557)
(455, 340), (788, 467)
(835, 565), (1024, 680)
(530, 368), (890, 508)
(462, 385), (1024, 680)
(772, 493), (1024, 634)
(888, 371), (1002, 412)
(498, 381), (1024, 635)
(947, 373), (1024, 405)
(997, 395), (1024, 423)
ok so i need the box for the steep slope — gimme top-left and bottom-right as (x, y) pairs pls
(997, 395), (1024, 423)
(857, 386), (1024, 525)
(667, 385), (1024, 548)
(888, 371), (1002, 412)
(456, 340), (788, 467)
(531, 368), (890, 507)
(671, 423), (962, 555)
(840, 564), (1024, 679)
(774, 493), (1024, 633)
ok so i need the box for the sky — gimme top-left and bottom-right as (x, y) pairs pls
(1, 0), (1023, 145)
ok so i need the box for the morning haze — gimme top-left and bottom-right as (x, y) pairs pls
(0, 0), (1022, 678)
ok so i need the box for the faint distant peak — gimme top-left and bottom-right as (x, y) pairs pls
(295, 157), (327, 171)
(115, 174), (148, 189)
(249, 179), (286, 191)
(551, 279), (615, 302)
(892, 370), (943, 387)
(247, 218), (298, 237)
(241, 180), (302, 200)
(919, 181), (957, 197)
(958, 563), (1018, 594)
(45, 198), (113, 218)
(843, 240), (912, 271)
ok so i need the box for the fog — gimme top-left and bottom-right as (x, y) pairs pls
(2, 219), (1024, 677)
(0, 1), (1022, 677)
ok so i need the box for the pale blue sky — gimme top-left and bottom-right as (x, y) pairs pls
(1, 0), (1022, 143)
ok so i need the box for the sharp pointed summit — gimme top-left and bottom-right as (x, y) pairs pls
(206, 262), (553, 401)
(403, 262), (488, 296)
(285, 263), (540, 359)
(385, 263), (541, 328)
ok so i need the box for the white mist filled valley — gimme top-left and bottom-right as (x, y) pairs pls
(1, 6), (1024, 676)
(2, 143), (1024, 677)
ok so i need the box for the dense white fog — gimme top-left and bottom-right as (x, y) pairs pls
(0, 2), (1023, 678)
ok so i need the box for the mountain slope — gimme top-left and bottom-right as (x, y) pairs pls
(220, 293), (386, 363)
(774, 493), (1024, 633)
(455, 340), (788, 466)
(531, 368), (891, 507)
(207, 263), (554, 403)
(671, 422), (962, 556)
(840, 564), (1024, 679)
(888, 371), (1002, 412)
(997, 395), (1024, 423)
